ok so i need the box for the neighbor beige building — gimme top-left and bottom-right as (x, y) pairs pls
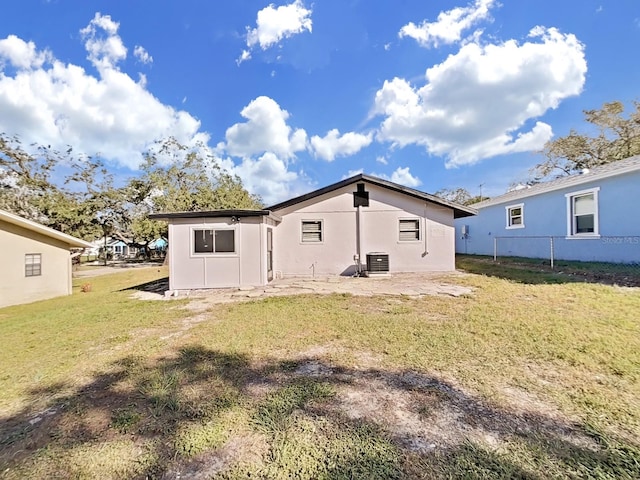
(151, 174), (476, 291)
(0, 209), (93, 308)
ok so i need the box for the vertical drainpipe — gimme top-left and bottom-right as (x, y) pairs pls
(423, 205), (429, 256)
(356, 204), (362, 274)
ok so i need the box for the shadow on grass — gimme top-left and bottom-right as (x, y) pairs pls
(456, 254), (640, 287)
(119, 277), (170, 294)
(1, 346), (638, 479)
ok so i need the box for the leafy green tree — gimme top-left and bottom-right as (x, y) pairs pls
(1, 134), (129, 247)
(531, 101), (640, 182)
(127, 138), (262, 255)
(2, 134), (261, 262)
(0, 134), (62, 221)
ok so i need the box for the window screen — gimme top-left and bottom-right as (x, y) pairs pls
(399, 219), (420, 241)
(573, 194), (595, 234)
(507, 205), (523, 227)
(301, 221), (323, 242)
(25, 253), (42, 277)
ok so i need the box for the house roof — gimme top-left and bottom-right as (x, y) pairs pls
(149, 209), (282, 222)
(0, 209), (93, 248)
(472, 155), (640, 209)
(266, 173), (477, 219)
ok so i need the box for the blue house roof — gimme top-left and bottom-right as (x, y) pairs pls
(472, 155), (640, 209)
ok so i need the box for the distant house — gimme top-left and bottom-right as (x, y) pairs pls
(0, 209), (92, 308)
(150, 174), (476, 291)
(107, 238), (135, 258)
(88, 236), (138, 259)
(455, 155), (640, 264)
(148, 237), (168, 254)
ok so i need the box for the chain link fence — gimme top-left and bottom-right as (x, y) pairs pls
(490, 235), (640, 285)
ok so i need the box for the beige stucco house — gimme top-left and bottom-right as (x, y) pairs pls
(150, 174), (476, 291)
(0, 209), (93, 308)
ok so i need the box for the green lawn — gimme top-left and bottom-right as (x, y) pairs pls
(1, 262), (639, 479)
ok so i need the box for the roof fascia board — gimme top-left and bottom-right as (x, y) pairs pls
(0, 209), (92, 248)
(148, 210), (275, 221)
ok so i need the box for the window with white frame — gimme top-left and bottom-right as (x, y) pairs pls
(301, 220), (323, 242)
(399, 219), (420, 241)
(566, 188), (599, 237)
(25, 253), (41, 277)
(506, 204), (524, 229)
(193, 228), (235, 254)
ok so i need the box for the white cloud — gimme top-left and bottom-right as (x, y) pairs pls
(216, 96), (313, 204)
(373, 167), (422, 188)
(80, 12), (127, 70)
(399, 0), (496, 48)
(374, 26), (587, 167)
(221, 152), (302, 205)
(237, 49), (251, 65)
(376, 155), (388, 165)
(0, 14), (206, 169)
(310, 129), (372, 162)
(341, 167), (421, 188)
(0, 35), (52, 70)
(238, 0), (312, 64)
(391, 167), (422, 187)
(343, 168), (364, 179)
(133, 45), (153, 64)
(221, 96), (307, 159)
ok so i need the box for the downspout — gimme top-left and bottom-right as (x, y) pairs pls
(236, 218), (242, 287)
(356, 204), (362, 274)
(422, 205), (429, 257)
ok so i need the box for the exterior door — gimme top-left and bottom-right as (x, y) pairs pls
(267, 228), (273, 282)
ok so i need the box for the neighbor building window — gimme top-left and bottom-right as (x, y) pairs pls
(506, 204), (524, 229)
(193, 229), (235, 254)
(566, 188), (599, 237)
(25, 253), (41, 277)
(301, 220), (323, 242)
(399, 219), (420, 241)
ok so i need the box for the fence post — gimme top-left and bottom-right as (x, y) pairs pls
(493, 237), (497, 262)
(550, 236), (554, 269)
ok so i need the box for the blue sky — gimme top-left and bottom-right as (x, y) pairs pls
(0, 0), (638, 204)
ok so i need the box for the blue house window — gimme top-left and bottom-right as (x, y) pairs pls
(505, 204), (524, 229)
(566, 188), (600, 237)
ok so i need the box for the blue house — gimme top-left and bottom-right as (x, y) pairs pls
(455, 155), (640, 264)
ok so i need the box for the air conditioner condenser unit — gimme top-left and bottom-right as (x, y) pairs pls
(366, 252), (390, 276)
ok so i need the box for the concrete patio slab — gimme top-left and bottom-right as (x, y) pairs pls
(132, 272), (473, 304)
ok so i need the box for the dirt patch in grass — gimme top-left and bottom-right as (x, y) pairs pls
(1, 346), (610, 479)
(295, 358), (596, 455)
